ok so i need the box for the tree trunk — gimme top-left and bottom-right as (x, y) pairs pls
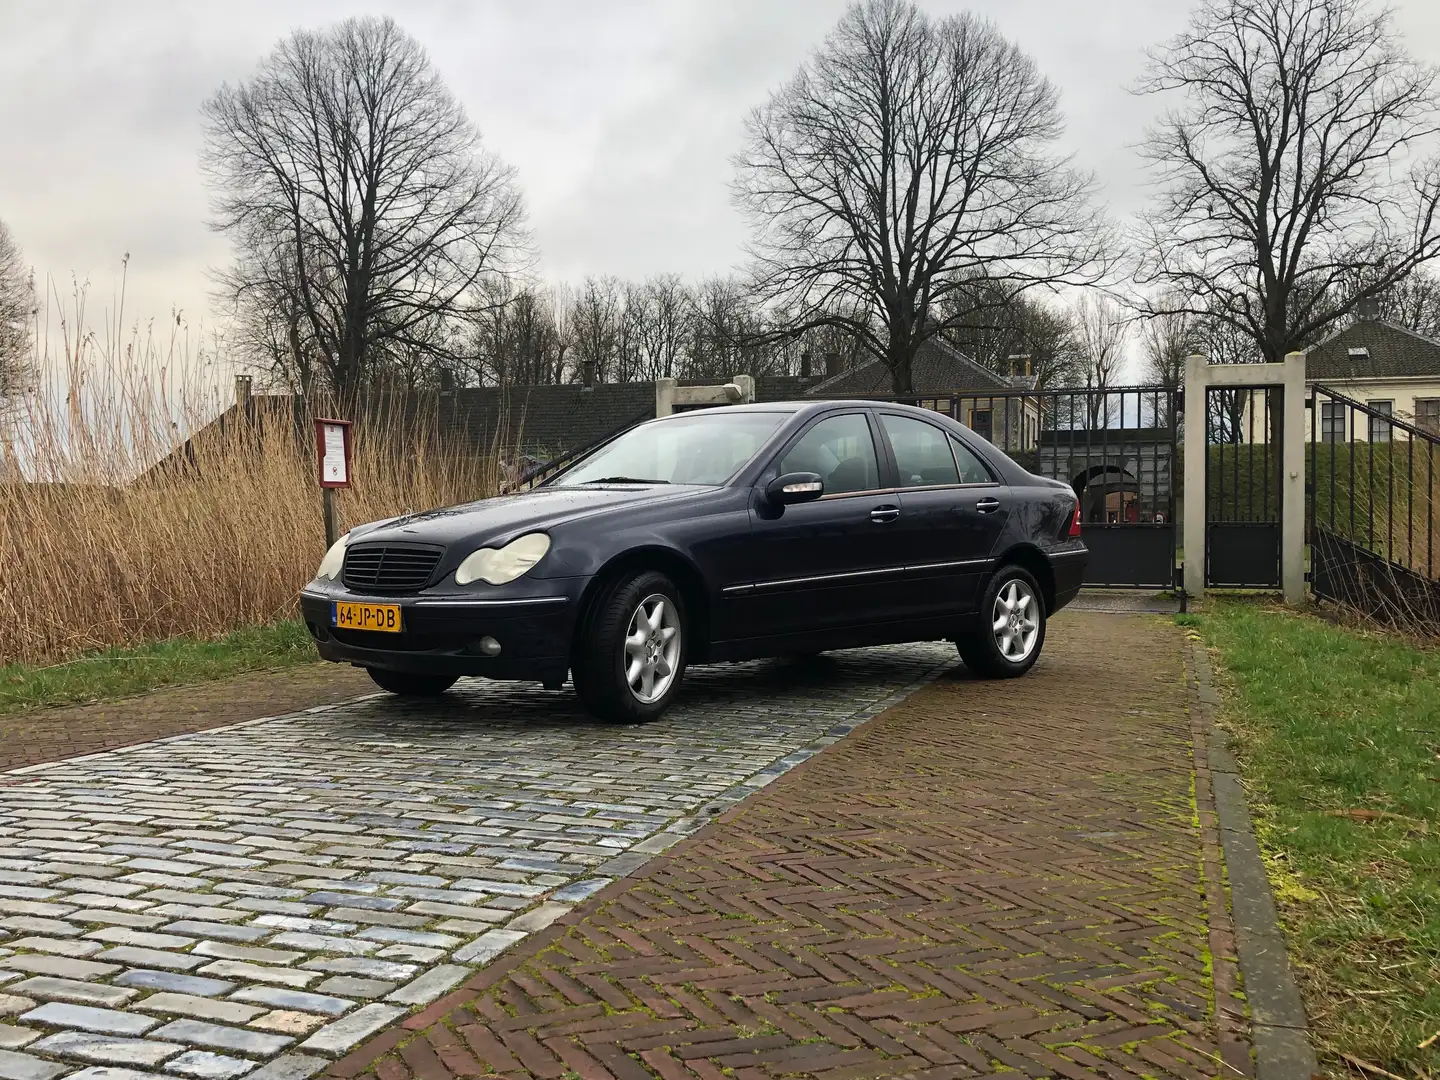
(887, 338), (916, 396)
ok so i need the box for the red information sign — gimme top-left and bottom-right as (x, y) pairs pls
(314, 418), (353, 489)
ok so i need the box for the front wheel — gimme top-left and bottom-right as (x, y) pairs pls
(367, 668), (458, 697)
(956, 565), (1047, 679)
(573, 570), (687, 723)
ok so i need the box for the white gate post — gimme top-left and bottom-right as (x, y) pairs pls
(654, 375), (753, 418)
(1183, 354), (1210, 602)
(1181, 351), (1308, 606)
(1279, 351), (1307, 606)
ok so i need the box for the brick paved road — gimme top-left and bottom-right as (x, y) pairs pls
(337, 615), (1243, 1080)
(0, 647), (948, 1080)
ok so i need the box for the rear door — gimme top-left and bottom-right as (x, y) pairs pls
(878, 412), (1009, 617)
(730, 410), (902, 639)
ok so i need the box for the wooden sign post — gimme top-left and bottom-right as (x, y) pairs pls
(314, 418), (353, 548)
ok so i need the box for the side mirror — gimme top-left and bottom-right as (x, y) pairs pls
(765, 471), (825, 505)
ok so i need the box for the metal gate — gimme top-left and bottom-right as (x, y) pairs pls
(861, 386), (1180, 589)
(1307, 385), (1440, 619)
(1204, 385), (1281, 588)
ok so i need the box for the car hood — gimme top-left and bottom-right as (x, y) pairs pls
(347, 484), (707, 548)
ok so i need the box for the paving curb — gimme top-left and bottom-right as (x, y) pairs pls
(1187, 640), (1319, 1080)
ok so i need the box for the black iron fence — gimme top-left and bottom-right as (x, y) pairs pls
(844, 386), (1180, 589)
(502, 404), (653, 493)
(1308, 385), (1440, 622)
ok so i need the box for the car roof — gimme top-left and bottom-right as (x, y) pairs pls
(651, 399), (940, 420)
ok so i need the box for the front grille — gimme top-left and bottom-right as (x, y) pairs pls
(342, 543), (444, 594)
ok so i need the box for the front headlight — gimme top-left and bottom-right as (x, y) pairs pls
(316, 533), (349, 580)
(455, 532), (551, 586)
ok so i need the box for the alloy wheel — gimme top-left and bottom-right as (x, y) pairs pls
(991, 578), (1040, 663)
(624, 593), (682, 703)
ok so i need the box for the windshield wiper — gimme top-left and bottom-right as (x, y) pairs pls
(582, 476), (671, 485)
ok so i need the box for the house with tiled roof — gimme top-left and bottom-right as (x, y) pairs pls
(1305, 318), (1440, 439)
(793, 337), (1042, 449)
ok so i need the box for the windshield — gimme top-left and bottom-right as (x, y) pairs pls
(552, 411), (787, 487)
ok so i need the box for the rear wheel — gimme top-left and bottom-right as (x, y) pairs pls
(573, 570), (687, 723)
(956, 565), (1046, 679)
(366, 668), (458, 697)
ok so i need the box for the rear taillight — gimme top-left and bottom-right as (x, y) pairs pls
(1068, 504), (1082, 538)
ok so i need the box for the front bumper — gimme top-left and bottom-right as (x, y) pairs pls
(299, 578), (588, 683)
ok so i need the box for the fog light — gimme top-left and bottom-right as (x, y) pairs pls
(477, 636), (502, 657)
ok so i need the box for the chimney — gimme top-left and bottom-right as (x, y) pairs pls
(234, 374), (253, 409)
(800, 351), (812, 378)
(1007, 354), (1032, 379)
(824, 352), (842, 378)
(581, 358), (596, 389)
(1356, 297), (1382, 320)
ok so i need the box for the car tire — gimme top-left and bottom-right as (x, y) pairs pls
(956, 564), (1047, 679)
(573, 570), (687, 723)
(366, 668), (459, 697)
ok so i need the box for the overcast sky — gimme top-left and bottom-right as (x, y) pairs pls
(3, 0), (1440, 357)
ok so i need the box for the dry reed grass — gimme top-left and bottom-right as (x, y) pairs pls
(0, 281), (509, 667)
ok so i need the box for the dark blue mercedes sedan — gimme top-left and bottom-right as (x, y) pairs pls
(299, 400), (1087, 722)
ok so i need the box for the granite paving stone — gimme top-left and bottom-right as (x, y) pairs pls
(60, 1067), (158, 1080)
(165, 1049), (258, 1079)
(111, 972), (233, 998)
(246, 1013), (325, 1037)
(226, 989), (350, 1018)
(17, 1003), (157, 1037)
(30, 1031), (183, 1067)
(0, 1048), (67, 1080)
(7, 980), (135, 1009)
(131, 995), (265, 1025)
(309, 978), (390, 1001)
(0, 646), (947, 1073)
(0, 1030), (38, 1051)
(148, 1020), (292, 1057)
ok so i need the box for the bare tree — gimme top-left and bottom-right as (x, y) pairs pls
(735, 0), (1109, 394)
(1370, 266), (1440, 338)
(635, 274), (689, 381)
(0, 219), (34, 409)
(937, 282), (1081, 388)
(1072, 294), (1129, 425)
(571, 276), (622, 383)
(202, 16), (528, 398)
(1140, 302), (1195, 391)
(1137, 0), (1440, 362)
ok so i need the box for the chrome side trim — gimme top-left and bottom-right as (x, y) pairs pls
(906, 558), (994, 573)
(723, 557), (992, 594)
(411, 596), (569, 608)
(1047, 549), (1088, 560)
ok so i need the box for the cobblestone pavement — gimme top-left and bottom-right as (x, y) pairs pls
(0, 647), (950, 1080)
(336, 613), (1244, 1080)
(1, 666), (374, 774)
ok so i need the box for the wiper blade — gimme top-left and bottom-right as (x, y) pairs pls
(583, 476), (670, 484)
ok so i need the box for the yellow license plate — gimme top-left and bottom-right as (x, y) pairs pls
(332, 602), (402, 633)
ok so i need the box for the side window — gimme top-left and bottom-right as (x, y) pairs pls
(949, 435), (995, 484)
(778, 413), (880, 496)
(881, 414), (959, 488)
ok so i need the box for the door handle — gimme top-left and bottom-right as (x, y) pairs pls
(870, 506), (901, 523)
(976, 497), (1001, 514)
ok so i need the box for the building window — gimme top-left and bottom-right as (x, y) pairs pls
(1367, 400), (1393, 442)
(969, 408), (993, 442)
(1320, 402), (1347, 444)
(1418, 398), (1440, 436)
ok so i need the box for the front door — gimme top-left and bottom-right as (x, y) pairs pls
(876, 412), (1009, 618)
(729, 411), (901, 641)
